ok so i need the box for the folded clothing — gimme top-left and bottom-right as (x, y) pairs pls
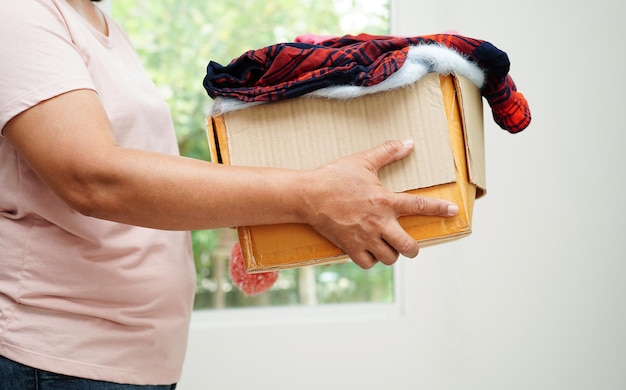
(209, 43), (485, 116)
(203, 33), (531, 133)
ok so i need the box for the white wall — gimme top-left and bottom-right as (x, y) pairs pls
(391, 0), (626, 388)
(165, 0), (626, 388)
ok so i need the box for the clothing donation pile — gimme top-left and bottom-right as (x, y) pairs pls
(202, 33), (531, 295)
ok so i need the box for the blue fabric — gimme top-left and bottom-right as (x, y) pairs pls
(0, 355), (176, 390)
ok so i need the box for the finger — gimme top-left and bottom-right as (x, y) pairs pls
(357, 139), (414, 172)
(367, 240), (400, 266)
(350, 250), (379, 270)
(382, 224), (420, 258)
(391, 193), (459, 218)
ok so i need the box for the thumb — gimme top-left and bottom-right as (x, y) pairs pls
(360, 139), (414, 172)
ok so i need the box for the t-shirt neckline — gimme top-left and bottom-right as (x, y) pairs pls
(63, 1), (113, 47)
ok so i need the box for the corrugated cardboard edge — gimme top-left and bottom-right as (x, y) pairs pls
(208, 116), (229, 164)
(238, 225), (349, 271)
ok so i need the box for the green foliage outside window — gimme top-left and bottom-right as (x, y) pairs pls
(111, 0), (392, 310)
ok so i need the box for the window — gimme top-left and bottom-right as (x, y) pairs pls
(111, 0), (392, 310)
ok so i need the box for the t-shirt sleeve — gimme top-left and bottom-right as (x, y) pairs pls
(0, 1), (96, 134)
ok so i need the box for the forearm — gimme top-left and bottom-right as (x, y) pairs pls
(67, 147), (311, 231)
(2, 89), (310, 231)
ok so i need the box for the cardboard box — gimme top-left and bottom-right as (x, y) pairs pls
(207, 73), (486, 273)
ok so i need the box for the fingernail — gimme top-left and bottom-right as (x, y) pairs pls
(448, 204), (459, 216)
(402, 139), (414, 148)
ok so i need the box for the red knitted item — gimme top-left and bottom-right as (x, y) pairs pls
(229, 242), (279, 296)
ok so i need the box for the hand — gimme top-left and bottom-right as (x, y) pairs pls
(302, 139), (458, 269)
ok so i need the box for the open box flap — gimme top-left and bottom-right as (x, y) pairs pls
(209, 73), (487, 196)
(455, 74), (487, 197)
(217, 73), (456, 193)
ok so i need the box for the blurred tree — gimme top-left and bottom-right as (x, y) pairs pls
(111, 0), (392, 310)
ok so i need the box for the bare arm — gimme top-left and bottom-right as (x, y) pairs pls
(3, 89), (457, 268)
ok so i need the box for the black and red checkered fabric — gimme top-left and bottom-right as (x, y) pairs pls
(203, 33), (530, 133)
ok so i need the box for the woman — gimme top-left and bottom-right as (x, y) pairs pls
(0, 0), (457, 388)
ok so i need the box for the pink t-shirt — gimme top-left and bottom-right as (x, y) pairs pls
(0, 0), (196, 385)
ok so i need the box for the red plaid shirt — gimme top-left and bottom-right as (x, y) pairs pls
(203, 33), (530, 133)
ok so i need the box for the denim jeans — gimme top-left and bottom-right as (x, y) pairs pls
(0, 355), (176, 390)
